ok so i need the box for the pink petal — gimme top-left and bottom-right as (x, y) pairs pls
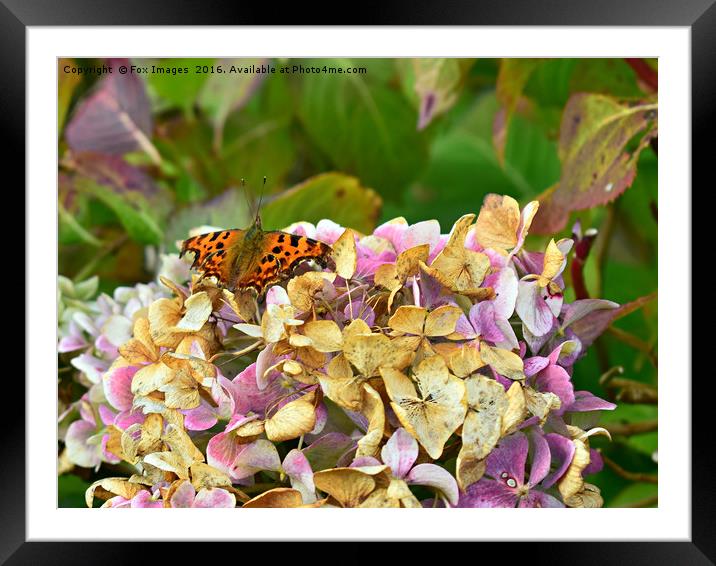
(103, 364), (138, 411)
(193, 488), (236, 508)
(399, 220), (441, 256)
(170, 481), (196, 507)
(458, 479), (517, 508)
(183, 402), (218, 431)
(283, 449), (316, 503)
(518, 490), (564, 508)
(130, 490), (163, 508)
(381, 428), (418, 479)
(486, 432), (528, 486)
(65, 420), (102, 468)
(58, 334), (89, 353)
(527, 431), (551, 487)
(566, 391), (616, 412)
(406, 463), (459, 507)
(542, 433), (576, 489)
(231, 439), (281, 480)
(516, 280), (555, 337)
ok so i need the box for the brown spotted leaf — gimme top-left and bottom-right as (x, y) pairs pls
(533, 94), (657, 233)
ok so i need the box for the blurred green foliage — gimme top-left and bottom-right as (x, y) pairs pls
(58, 57), (658, 507)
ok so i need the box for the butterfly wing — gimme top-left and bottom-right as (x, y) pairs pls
(235, 231), (332, 295)
(180, 229), (247, 288)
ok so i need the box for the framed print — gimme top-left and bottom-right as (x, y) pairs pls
(5, 0), (709, 562)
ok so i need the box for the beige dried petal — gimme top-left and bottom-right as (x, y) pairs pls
(359, 487), (401, 508)
(320, 354), (364, 410)
(233, 419), (266, 442)
(289, 333), (314, 348)
(148, 297), (184, 348)
(190, 462), (233, 491)
(265, 394), (316, 442)
(143, 451), (191, 479)
(119, 318), (158, 364)
(424, 305), (463, 337)
(302, 320), (343, 352)
(175, 291), (213, 331)
(222, 288), (257, 324)
(541, 238), (567, 282)
(131, 362), (174, 397)
(444, 343), (484, 377)
(343, 333), (394, 377)
(462, 375), (507, 459)
(564, 482), (603, 508)
(159, 275), (188, 301)
(474, 194), (520, 250)
(501, 381), (527, 434)
(332, 228), (357, 280)
(389, 305), (427, 336)
(282, 359), (304, 376)
(381, 357), (467, 459)
(374, 263), (401, 292)
(163, 423), (205, 465)
(343, 317), (373, 339)
(455, 449), (487, 493)
(558, 436), (591, 501)
(427, 214), (491, 293)
(396, 244), (430, 280)
(159, 371), (201, 410)
(287, 271), (336, 312)
(480, 343), (525, 381)
(243, 487), (304, 508)
(85, 478), (144, 508)
(356, 383), (385, 458)
(313, 468), (377, 508)
(524, 387), (561, 424)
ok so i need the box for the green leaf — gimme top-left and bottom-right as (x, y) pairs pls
(609, 481), (657, 508)
(260, 173), (382, 234)
(298, 58), (429, 199)
(399, 58), (476, 130)
(147, 58), (214, 115)
(164, 188), (252, 250)
(174, 172), (207, 204)
(493, 58), (544, 163)
(197, 58), (266, 151)
(533, 94), (657, 233)
(220, 73), (296, 187)
(58, 59), (82, 136)
(569, 59), (644, 98)
(78, 180), (163, 245)
(59, 474), (92, 508)
(58, 202), (103, 247)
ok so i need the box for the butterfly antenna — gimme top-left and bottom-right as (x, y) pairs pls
(255, 176), (267, 227)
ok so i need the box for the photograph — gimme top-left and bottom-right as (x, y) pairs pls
(56, 56), (659, 510)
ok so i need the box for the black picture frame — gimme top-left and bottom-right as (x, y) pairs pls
(7, 0), (707, 563)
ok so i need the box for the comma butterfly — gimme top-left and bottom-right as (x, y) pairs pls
(180, 182), (331, 297)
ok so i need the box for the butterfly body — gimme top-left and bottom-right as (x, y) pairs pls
(180, 217), (331, 296)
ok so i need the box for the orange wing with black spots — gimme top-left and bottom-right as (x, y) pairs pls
(180, 226), (332, 296)
(234, 231), (332, 294)
(180, 229), (246, 287)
